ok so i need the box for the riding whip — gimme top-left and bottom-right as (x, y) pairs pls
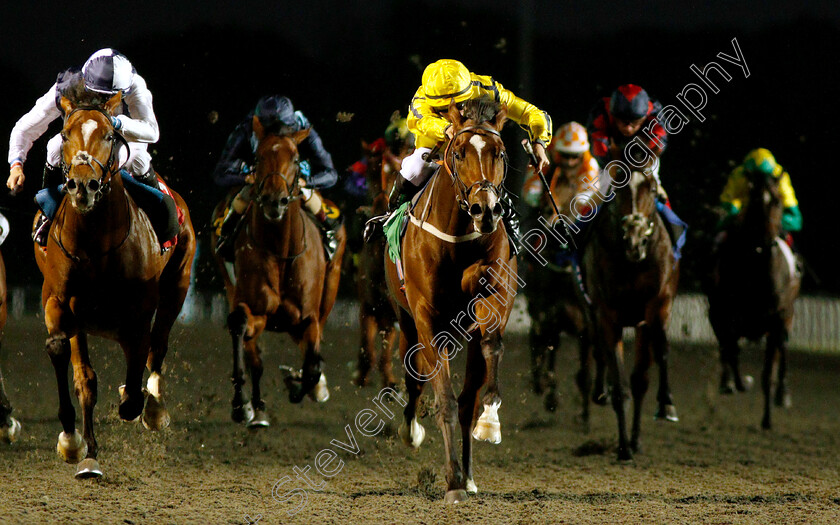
(521, 140), (577, 250)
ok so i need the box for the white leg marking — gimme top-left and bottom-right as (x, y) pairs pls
(147, 372), (162, 399)
(399, 417), (425, 448)
(472, 400), (502, 444)
(466, 478), (478, 494)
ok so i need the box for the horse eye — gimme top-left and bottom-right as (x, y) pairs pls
(60, 132), (68, 141)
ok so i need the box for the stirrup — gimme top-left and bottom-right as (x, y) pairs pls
(363, 213), (390, 243)
(33, 215), (51, 247)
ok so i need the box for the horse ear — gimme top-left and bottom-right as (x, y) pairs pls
(361, 139), (369, 152)
(291, 127), (311, 144)
(446, 100), (464, 129)
(104, 91), (122, 115)
(493, 104), (508, 131)
(252, 115), (265, 141)
(60, 95), (74, 116)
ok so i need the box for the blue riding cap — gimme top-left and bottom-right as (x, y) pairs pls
(255, 95), (297, 128)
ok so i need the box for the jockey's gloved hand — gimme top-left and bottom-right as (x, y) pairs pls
(299, 160), (311, 178)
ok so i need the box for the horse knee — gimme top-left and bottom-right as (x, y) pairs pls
(227, 307), (248, 336)
(46, 335), (70, 359)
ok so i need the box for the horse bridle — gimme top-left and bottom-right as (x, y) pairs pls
(619, 170), (657, 242)
(442, 125), (509, 212)
(255, 152), (303, 207)
(60, 106), (130, 202)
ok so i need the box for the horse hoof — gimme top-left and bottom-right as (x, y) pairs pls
(118, 388), (145, 422)
(307, 373), (330, 403)
(142, 395), (170, 431)
(0, 418), (21, 444)
(761, 416), (772, 430)
(738, 375), (754, 392)
(592, 392), (609, 406)
(466, 478), (478, 494)
(775, 389), (792, 409)
(472, 401), (501, 444)
(444, 489), (468, 504)
(231, 401), (255, 424)
(617, 447), (634, 463)
(351, 370), (368, 387)
(57, 431), (88, 464)
(719, 380), (736, 395)
(654, 404), (679, 422)
(247, 409), (270, 429)
(544, 392), (559, 413)
(399, 418), (425, 449)
(75, 458), (103, 479)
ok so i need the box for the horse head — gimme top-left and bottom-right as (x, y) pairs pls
(444, 97), (508, 235)
(615, 170), (658, 262)
(742, 168), (783, 241)
(252, 115), (310, 223)
(59, 92), (126, 214)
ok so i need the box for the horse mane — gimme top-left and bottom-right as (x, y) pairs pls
(461, 96), (501, 125)
(61, 75), (111, 111)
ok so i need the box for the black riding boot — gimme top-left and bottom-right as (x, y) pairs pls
(363, 175), (420, 243)
(134, 165), (161, 190)
(500, 191), (521, 256)
(33, 163), (63, 247)
(316, 211), (342, 261)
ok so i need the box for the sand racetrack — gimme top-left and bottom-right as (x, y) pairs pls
(1, 314), (839, 524)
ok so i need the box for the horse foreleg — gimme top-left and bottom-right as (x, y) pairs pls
(353, 312), (377, 387)
(246, 339), (269, 428)
(599, 314), (631, 462)
(429, 359), (464, 503)
(0, 361), (21, 444)
(473, 332), (503, 446)
(543, 331), (560, 414)
(70, 332), (102, 478)
(629, 325), (652, 454)
(119, 329), (151, 423)
(295, 319), (328, 404)
(762, 324), (785, 430)
(228, 305), (253, 424)
(399, 328), (426, 449)
(651, 321), (678, 423)
(774, 328), (792, 410)
(379, 323), (399, 389)
(575, 329), (593, 430)
(458, 337), (485, 494)
(711, 309), (752, 394)
(528, 318), (547, 395)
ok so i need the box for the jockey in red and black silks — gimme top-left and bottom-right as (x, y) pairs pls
(586, 85), (686, 256)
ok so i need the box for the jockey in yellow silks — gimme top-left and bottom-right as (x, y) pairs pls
(719, 148), (802, 236)
(388, 59), (552, 252)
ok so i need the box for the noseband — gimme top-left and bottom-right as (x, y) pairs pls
(60, 106), (130, 202)
(442, 125), (508, 212)
(619, 172), (657, 242)
(255, 155), (303, 207)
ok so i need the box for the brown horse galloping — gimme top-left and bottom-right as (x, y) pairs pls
(353, 142), (406, 388)
(36, 93), (196, 478)
(211, 118), (346, 428)
(385, 99), (517, 503)
(706, 168), (800, 429)
(581, 168), (679, 462)
(0, 249), (22, 444)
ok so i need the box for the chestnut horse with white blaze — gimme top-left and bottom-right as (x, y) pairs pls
(35, 93), (195, 478)
(210, 118), (346, 428)
(385, 98), (518, 503)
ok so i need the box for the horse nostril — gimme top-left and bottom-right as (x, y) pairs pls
(492, 202), (503, 215)
(279, 196), (290, 206)
(88, 179), (100, 192)
(66, 179), (77, 191)
(469, 203), (483, 217)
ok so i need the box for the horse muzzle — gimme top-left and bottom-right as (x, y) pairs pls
(468, 191), (503, 235)
(64, 176), (104, 214)
(260, 196), (291, 222)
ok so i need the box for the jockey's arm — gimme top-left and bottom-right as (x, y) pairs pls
(117, 75), (159, 143)
(778, 171), (802, 232)
(212, 121), (253, 188)
(494, 80), (551, 171)
(406, 89), (450, 149)
(7, 84), (62, 191)
(299, 126), (338, 189)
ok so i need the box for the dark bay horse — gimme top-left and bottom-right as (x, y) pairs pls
(523, 167), (600, 422)
(35, 94), (196, 478)
(581, 167), (679, 462)
(385, 99), (518, 503)
(706, 168), (801, 429)
(210, 117), (346, 428)
(0, 249), (21, 444)
(353, 142), (406, 388)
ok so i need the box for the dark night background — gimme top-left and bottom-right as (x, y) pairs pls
(1, 1), (838, 294)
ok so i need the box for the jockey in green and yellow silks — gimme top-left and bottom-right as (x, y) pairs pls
(719, 148), (802, 234)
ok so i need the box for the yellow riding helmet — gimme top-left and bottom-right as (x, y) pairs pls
(422, 59), (473, 107)
(552, 122), (589, 154)
(743, 148), (783, 177)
